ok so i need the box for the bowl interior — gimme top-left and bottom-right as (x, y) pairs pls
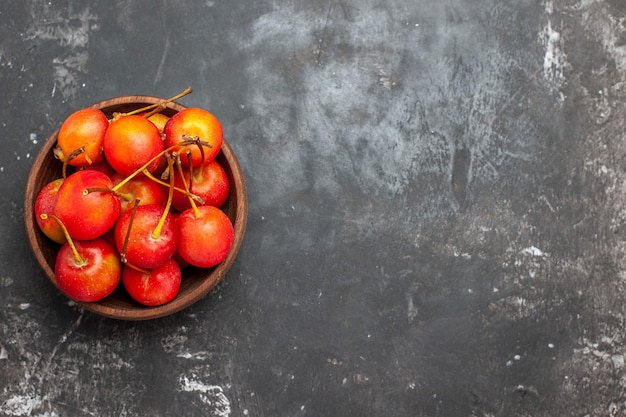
(24, 96), (247, 320)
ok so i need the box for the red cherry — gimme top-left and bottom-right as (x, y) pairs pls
(163, 107), (223, 167)
(35, 178), (66, 244)
(55, 108), (108, 167)
(172, 159), (230, 211)
(55, 170), (121, 241)
(114, 204), (179, 270)
(55, 238), (121, 302)
(177, 205), (233, 268)
(111, 173), (167, 213)
(103, 115), (164, 176)
(122, 258), (181, 306)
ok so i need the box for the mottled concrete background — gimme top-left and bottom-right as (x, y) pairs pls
(2, 0), (626, 416)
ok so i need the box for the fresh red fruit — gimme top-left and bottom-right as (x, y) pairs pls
(35, 178), (66, 244)
(122, 258), (181, 306)
(114, 204), (179, 270)
(55, 238), (121, 302)
(55, 170), (121, 241)
(111, 173), (167, 213)
(163, 107), (223, 167)
(103, 114), (164, 176)
(172, 159), (230, 211)
(55, 108), (108, 167)
(177, 205), (233, 268)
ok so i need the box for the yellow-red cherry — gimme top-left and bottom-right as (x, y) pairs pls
(55, 108), (108, 167)
(35, 178), (66, 244)
(163, 107), (223, 167)
(103, 114), (164, 176)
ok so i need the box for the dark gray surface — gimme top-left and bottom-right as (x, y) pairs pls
(2, 0), (626, 415)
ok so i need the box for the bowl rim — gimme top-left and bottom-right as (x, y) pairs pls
(24, 95), (248, 320)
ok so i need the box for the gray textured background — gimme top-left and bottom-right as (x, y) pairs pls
(2, 0), (626, 416)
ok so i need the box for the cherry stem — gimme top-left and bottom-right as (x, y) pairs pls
(120, 199), (139, 258)
(40, 213), (85, 266)
(110, 137), (210, 193)
(119, 199), (150, 275)
(185, 151), (195, 194)
(185, 150), (206, 187)
(86, 187), (132, 201)
(141, 169), (205, 204)
(182, 134), (212, 166)
(151, 154), (176, 240)
(120, 87), (193, 117)
(124, 262), (151, 275)
(56, 147), (86, 180)
(175, 153), (201, 219)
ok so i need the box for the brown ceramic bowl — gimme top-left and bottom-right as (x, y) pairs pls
(24, 96), (247, 320)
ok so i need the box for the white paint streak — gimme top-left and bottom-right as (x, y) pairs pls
(407, 294), (419, 323)
(179, 376), (231, 416)
(522, 246), (546, 257)
(42, 312), (84, 377)
(25, 6), (98, 99)
(574, 4), (626, 73)
(176, 351), (213, 360)
(0, 394), (43, 416)
(538, 1), (568, 101)
(541, 19), (567, 97)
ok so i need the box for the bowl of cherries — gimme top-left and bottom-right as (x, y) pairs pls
(24, 89), (247, 320)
